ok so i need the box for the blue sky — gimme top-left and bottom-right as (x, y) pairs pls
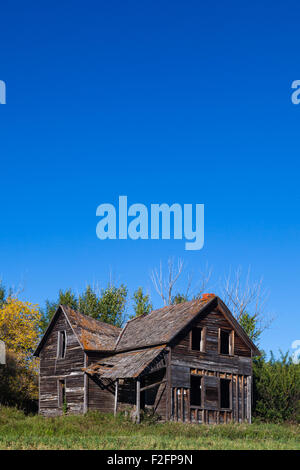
(0, 1), (299, 355)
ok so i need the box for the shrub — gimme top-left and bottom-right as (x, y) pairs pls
(0, 351), (38, 413)
(253, 352), (300, 423)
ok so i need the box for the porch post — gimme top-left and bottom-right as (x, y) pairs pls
(114, 379), (118, 417)
(247, 376), (252, 424)
(136, 378), (141, 424)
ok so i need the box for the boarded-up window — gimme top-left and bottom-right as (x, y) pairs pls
(171, 365), (190, 388)
(190, 375), (202, 406)
(220, 379), (231, 409)
(57, 331), (67, 358)
(204, 375), (219, 409)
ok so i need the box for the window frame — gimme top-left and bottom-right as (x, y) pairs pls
(218, 328), (234, 356)
(57, 330), (67, 359)
(190, 374), (203, 407)
(190, 327), (206, 353)
(219, 377), (232, 410)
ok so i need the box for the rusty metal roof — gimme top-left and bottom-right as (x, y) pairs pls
(84, 345), (166, 380)
(115, 297), (215, 351)
(61, 305), (122, 351)
(34, 305), (122, 356)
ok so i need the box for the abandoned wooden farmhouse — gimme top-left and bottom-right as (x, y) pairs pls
(34, 294), (260, 424)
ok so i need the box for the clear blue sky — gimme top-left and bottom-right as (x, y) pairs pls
(0, 1), (299, 355)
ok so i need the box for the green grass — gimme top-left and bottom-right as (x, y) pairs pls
(0, 407), (299, 450)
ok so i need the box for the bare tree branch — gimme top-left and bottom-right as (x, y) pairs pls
(221, 266), (273, 335)
(150, 257), (184, 305)
(150, 258), (212, 306)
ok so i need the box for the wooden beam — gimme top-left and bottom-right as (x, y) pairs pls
(166, 348), (171, 421)
(187, 388), (190, 422)
(141, 364), (166, 377)
(236, 375), (239, 422)
(114, 379), (118, 417)
(180, 388), (184, 421)
(140, 379), (166, 392)
(83, 353), (88, 414)
(136, 379), (141, 424)
(241, 375), (245, 422)
(247, 376), (252, 424)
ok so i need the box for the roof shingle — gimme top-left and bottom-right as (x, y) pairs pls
(115, 297), (215, 351)
(62, 305), (122, 351)
(84, 345), (166, 380)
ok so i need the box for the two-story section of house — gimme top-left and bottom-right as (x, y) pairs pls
(34, 294), (260, 424)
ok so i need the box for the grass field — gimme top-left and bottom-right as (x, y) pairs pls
(0, 407), (299, 450)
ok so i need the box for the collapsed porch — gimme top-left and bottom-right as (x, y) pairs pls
(84, 347), (252, 425)
(84, 345), (168, 423)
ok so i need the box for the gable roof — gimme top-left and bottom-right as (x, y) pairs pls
(84, 345), (166, 380)
(34, 305), (121, 356)
(34, 295), (260, 358)
(115, 295), (260, 356)
(115, 296), (216, 352)
(62, 305), (122, 351)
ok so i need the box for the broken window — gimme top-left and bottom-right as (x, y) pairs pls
(57, 331), (67, 358)
(220, 379), (231, 409)
(190, 375), (202, 406)
(191, 327), (205, 352)
(219, 329), (234, 355)
(58, 379), (66, 408)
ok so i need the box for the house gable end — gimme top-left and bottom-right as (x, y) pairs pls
(169, 297), (259, 357)
(34, 306), (82, 357)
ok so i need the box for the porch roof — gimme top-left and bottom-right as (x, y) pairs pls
(84, 345), (166, 380)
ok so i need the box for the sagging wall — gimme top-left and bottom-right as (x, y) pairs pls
(86, 352), (115, 413)
(171, 367), (252, 424)
(84, 352), (168, 418)
(39, 311), (85, 416)
(169, 305), (253, 424)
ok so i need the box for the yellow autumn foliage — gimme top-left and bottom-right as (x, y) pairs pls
(0, 297), (41, 408)
(0, 297), (41, 362)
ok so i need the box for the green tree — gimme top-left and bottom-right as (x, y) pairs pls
(78, 285), (102, 319)
(131, 287), (153, 318)
(0, 281), (6, 307)
(98, 284), (127, 327)
(253, 352), (300, 423)
(239, 312), (263, 343)
(40, 283), (128, 330)
(0, 280), (14, 308)
(171, 293), (188, 305)
(40, 288), (78, 332)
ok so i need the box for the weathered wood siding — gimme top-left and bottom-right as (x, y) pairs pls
(38, 301), (254, 424)
(39, 311), (85, 416)
(169, 306), (252, 424)
(86, 352), (115, 413)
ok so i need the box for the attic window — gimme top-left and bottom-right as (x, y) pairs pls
(57, 331), (67, 358)
(219, 329), (234, 355)
(191, 327), (206, 352)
